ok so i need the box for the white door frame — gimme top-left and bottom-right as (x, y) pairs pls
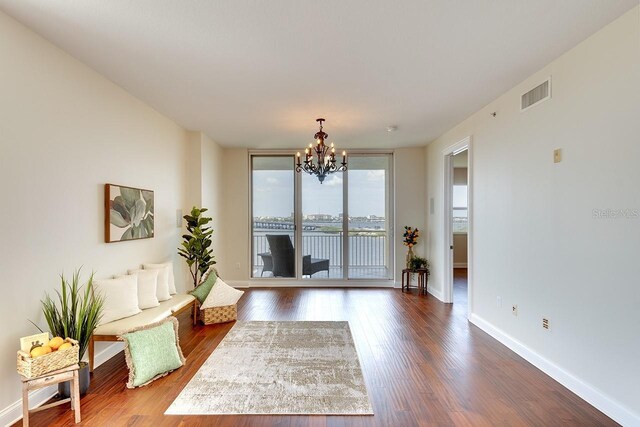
(442, 136), (473, 318)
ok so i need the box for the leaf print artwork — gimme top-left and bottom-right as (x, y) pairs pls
(105, 184), (154, 242)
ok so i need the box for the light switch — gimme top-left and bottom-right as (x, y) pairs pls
(554, 148), (562, 163)
(430, 198), (435, 215)
(176, 209), (183, 228)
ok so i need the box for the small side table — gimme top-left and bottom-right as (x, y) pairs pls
(401, 268), (429, 295)
(21, 364), (81, 426)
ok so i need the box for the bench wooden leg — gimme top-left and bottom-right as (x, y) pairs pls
(192, 301), (198, 326)
(88, 336), (95, 373)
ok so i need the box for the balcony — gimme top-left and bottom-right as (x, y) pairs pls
(252, 233), (391, 279)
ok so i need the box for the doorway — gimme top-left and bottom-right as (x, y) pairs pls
(442, 137), (472, 315)
(452, 149), (468, 306)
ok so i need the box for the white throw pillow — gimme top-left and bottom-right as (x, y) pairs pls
(137, 264), (171, 301)
(200, 277), (244, 310)
(94, 276), (141, 325)
(122, 269), (159, 310)
(143, 262), (176, 295)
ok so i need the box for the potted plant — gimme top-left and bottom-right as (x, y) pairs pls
(178, 206), (216, 288)
(402, 226), (420, 268)
(408, 255), (430, 273)
(33, 269), (103, 397)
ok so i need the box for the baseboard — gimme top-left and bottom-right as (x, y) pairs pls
(469, 313), (639, 427)
(426, 285), (444, 301)
(0, 342), (124, 427)
(453, 263), (468, 268)
(92, 341), (124, 369)
(0, 384), (56, 427)
(225, 280), (250, 288)
(245, 280), (395, 288)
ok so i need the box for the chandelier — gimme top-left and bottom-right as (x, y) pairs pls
(295, 118), (347, 183)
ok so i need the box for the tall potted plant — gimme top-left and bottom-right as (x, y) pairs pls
(178, 206), (216, 288)
(35, 269), (103, 396)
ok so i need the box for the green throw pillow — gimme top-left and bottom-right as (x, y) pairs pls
(190, 269), (217, 304)
(121, 317), (185, 388)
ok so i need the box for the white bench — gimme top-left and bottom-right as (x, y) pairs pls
(88, 294), (196, 372)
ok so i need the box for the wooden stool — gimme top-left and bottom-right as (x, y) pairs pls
(21, 364), (81, 426)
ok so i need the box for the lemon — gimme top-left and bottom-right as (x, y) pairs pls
(30, 347), (46, 358)
(58, 342), (73, 351)
(49, 336), (65, 351)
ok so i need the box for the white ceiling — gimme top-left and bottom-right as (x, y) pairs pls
(0, 1), (636, 149)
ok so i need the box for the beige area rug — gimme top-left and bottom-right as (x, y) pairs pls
(165, 321), (373, 415)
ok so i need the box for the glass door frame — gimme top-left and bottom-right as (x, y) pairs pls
(249, 152), (299, 281)
(249, 150), (395, 284)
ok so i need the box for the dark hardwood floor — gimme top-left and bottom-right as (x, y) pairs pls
(17, 274), (616, 426)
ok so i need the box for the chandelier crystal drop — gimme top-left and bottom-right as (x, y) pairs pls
(295, 118), (347, 183)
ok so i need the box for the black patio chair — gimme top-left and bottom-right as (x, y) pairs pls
(263, 234), (330, 277)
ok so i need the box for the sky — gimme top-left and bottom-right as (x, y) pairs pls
(252, 168), (386, 218)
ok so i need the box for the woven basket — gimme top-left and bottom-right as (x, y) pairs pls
(200, 304), (237, 325)
(17, 338), (79, 379)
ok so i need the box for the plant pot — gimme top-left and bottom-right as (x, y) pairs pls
(58, 362), (90, 398)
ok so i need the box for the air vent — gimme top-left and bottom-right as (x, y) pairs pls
(521, 77), (551, 111)
(542, 318), (550, 330)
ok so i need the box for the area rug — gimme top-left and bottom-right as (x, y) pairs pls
(165, 321), (373, 415)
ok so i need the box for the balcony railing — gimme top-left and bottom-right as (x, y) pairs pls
(252, 233), (388, 268)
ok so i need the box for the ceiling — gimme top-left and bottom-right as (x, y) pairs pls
(0, 1), (636, 149)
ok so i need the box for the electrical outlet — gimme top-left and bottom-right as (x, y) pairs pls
(512, 304), (518, 316)
(542, 318), (550, 330)
(236, 262), (241, 270)
(496, 296), (502, 308)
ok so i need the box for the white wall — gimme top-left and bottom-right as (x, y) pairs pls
(0, 10), (191, 421)
(185, 131), (225, 283)
(393, 148), (427, 285)
(219, 148), (251, 284)
(426, 7), (639, 425)
(200, 134), (225, 277)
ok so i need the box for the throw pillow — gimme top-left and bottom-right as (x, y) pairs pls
(201, 277), (244, 309)
(200, 265), (218, 285)
(138, 265), (171, 301)
(143, 262), (176, 295)
(93, 276), (141, 325)
(120, 317), (185, 388)
(189, 269), (217, 304)
(122, 269), (159, 309)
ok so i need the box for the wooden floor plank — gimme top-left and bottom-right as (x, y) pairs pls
(15, 270), (617, 426)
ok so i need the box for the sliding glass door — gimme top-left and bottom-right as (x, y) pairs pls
(347, 155), (392, 279)
(251, 152), (392, 281)
(301, 173), (343, 279)
(251, 156), (295, 278)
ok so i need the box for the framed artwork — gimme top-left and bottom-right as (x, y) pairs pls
(105, 183), (154, 243)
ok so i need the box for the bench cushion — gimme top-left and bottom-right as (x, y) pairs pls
(94, 294), (195, 336)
